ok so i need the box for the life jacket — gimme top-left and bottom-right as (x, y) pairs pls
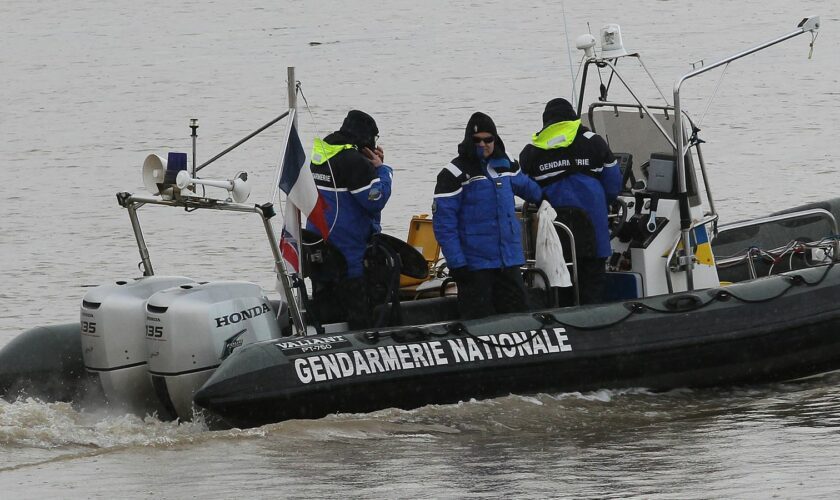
(519, 122), (622, 259)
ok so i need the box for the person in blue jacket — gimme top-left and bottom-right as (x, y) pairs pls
(307, 110), (393, 329)
(519, 98), (621, 304)
(432, 112), (543, 319)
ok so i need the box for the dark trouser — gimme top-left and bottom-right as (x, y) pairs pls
(311, 277), (371, 330)
(576, 257), (606, 305)
(454, 266), (530, 320)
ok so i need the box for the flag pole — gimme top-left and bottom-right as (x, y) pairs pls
(270, 107), (307, 335)
(288, 66), (298, 129)
(267, 67), (307, 336)
(285, 67), (307, 334)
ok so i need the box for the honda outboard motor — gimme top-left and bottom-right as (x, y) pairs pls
(144, 281), (284, 421)
(81, 276), (195, 417)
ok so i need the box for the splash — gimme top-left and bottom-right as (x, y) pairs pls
(0, 397), (208, 450)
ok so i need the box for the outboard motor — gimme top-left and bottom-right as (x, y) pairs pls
(144, 281), (284, 421)
(80, 276), (195, 417)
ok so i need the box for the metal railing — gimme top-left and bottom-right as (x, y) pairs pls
(554, 221), (580, 306)
(524, 220), (579, 306)
(714, 208), (839, 279)
(671, 16), (820, 290)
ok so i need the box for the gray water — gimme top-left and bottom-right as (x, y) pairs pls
(1, 0), (840, 497)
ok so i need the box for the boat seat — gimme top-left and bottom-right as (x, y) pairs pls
(300, 229), (347, 282)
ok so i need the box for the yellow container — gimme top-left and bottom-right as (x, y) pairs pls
(400, 214), (440, 287)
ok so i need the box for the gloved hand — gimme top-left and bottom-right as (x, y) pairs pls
(449, 266), (469, 282)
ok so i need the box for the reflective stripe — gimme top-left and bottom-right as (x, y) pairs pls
(317, 186), (349, 193)
(583, 131), (595, 139)
(603, 160), (618, 168)
(444, 163), (462, 177)
(534, 170), (566, 182)
(350, 178), (381, 194)
(534, 167), (601, 180)
(311, 138), (354, 165)
(434, 187), (463, 198)
(531, 120), (581, 150)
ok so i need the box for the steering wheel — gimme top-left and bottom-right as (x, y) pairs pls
(608, 198), (628, 239)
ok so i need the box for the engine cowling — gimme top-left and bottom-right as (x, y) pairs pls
(144, 281), (285, 421)
(80, 276), (195, 418)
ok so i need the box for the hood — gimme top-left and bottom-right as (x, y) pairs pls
(541, 98), (578, 128)
(457, 111), (507, 162)
(337, 110), (378, 150)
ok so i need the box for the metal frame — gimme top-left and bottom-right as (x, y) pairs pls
(119, 193), (307, 333)
(119, 66), (312, 336)
(672, 17), (820, 290)
(586, 101), (717, 216)
(578, 17), (820, 292)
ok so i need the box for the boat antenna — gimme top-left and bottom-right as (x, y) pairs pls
(586, 22), (607, 102)
(561, 0), (577, 104)
(190, 118), (198, 178)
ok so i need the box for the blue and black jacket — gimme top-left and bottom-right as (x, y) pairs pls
(307, 132), (393, 279)
(519, 119), (621, 259)
(432, 127), (542, 271)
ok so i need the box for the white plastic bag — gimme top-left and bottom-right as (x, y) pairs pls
(535, 200), (572, 288)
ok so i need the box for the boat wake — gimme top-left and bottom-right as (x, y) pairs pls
(0, 397), (208, 471)
(4, 369), (840, 472)
(0, 387), (657, 454)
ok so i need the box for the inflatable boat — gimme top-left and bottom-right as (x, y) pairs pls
(194, 262), (840, 427)
(2, 17), (834, 428)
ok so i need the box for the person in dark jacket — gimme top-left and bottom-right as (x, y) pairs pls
(432, 112), (543, 319)
(519, 98), (621, 304)
(307, 110), (393, 329)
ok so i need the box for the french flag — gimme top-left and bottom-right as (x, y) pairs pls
(278, 123), (329, 273)
(279, 211), (301, 273)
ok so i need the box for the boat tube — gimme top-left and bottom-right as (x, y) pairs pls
(194, 264), (840, 427)
(0, 323), (94, 402)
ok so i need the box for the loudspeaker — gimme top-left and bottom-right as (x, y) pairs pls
(174, 170), (251, 203)
(141, 154), (167, 195)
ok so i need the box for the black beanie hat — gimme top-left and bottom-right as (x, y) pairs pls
(339, 110), (379, 149)
(466, 111), (498, 137)
(542, 98), (578, 126)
